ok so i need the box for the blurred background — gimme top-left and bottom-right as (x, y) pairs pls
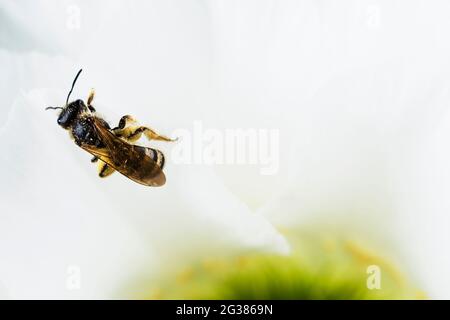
(1, 0), (450, 299)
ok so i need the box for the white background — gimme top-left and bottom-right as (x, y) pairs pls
(1, 0), (450, 299)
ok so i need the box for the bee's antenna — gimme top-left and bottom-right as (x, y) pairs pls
(45, 106), (63, 111)
(66, 69), (83, 106)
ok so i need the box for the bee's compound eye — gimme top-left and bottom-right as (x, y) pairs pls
(57, 106), (78, 128)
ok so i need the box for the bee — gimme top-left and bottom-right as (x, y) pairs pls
(46, 69), (176, 187)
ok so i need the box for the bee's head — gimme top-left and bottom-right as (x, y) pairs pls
(55, 99), (85, 128)
(46, 69), (85, 129)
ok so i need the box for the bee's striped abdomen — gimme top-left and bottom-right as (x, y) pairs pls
(145, 148), (165, 170)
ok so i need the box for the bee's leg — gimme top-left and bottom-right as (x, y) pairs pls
(142, 126), (178, 142)
(111, 115), (140, 142)
(112, 115), (177, 142)
(91, 156), (98, 163)
(87, 89), (96, 112)
(97, 160), (115, 178)
(111, 115), (137, 131)
(121, 126), (177, 143)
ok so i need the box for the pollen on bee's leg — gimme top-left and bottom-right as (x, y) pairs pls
(87, 88), (95, 107)
(97, 160), (115, 178)
(113, 115), (137, 131)
(142, 127), (175, 142)
(119, 127), (143, 143)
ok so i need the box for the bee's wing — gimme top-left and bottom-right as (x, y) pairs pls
(80, 117), (166, 187)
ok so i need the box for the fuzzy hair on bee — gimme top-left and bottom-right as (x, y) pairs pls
(46, 69), (177, 187)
